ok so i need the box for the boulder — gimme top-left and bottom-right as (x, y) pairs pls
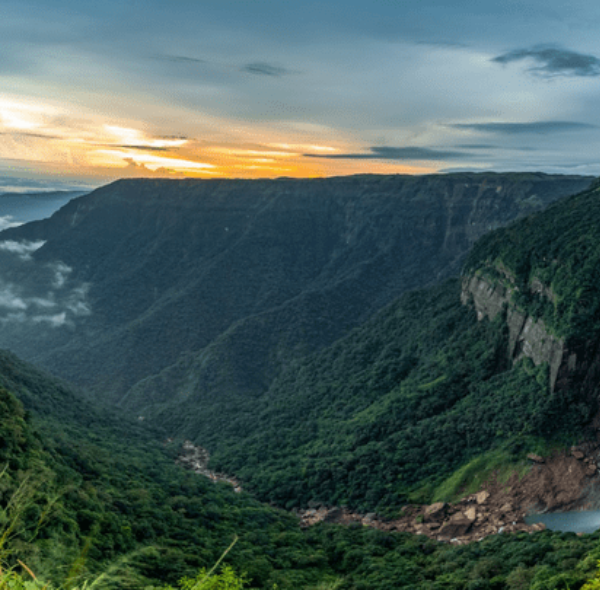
(440, 515), (473, 538)
(464, 506), (477, 521)
(531, 522), (547, 531)
(424, 502), (447, 521)
(500, 503), (513, 515)
(475, 490), (490, 504)
(527, 453), (545, 464)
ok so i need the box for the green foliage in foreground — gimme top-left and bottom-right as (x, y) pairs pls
(0, 358), (334, 589)
(7, 521), (600, 589)
(0, 563), (249, 590)
(200, 280), (584, 513)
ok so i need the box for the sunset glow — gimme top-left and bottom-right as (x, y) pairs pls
(0, 96), (432, 181)
(2, 1), (600, 187)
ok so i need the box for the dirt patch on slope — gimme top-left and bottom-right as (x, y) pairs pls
(297, 443), (600, 544)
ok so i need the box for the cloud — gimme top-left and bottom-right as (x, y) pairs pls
(240, 62), (292, 77)
(304, 146), (471, 161)
(451, 121), (596, 135)
(65, 284), (90, 316)
(99, 150), (216, 173)
(0, 131), (62, 140)
(454, 144), (538, 152)
(492, 45), (600, 77)
(50, 262), (72, 288)
(30, 296), (56, 308)
(103, 126), (188, 149)
(0, 216), (22, 231)
(454, 144), (495, 150)
(116, 145), (170, 152)
(0, 242), (90, 327)
(0, 239), (45, 260)
(0, 176), (94, 194)
(154, 54), (207, 65)
(32, 312), (67, 327)
(121, 159), (186, 178)
(0, 286), (26, 310)
(155, 53), (295, 80)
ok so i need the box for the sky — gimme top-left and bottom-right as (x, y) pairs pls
(3, 0), (600, 188)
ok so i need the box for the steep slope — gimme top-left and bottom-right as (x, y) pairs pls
(153, 181), (600, 516)
(4, 345), (600, 589)
(199, 279), (568, 512)
(2, 176), (600, 587)
(0, 173), (590, 412)
(0, 349), (336, 588)
(5, 350), (600, 590)
(462, 179), (600, 410)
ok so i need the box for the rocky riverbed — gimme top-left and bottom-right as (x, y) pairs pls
(176, 440), (242, 493)
(177, 439), (600, 544)
(296, 442), (600, 544)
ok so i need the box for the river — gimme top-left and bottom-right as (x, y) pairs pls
(525, 511), (600, 534)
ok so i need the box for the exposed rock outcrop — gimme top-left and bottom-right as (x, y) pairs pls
(297, 443), (600, 543)
(461, 273), (565, 389)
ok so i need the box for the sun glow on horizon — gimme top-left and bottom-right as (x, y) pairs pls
(97, 150), (218, 173)
(0, 93), (436, 182)
(103, 126), (189, 149)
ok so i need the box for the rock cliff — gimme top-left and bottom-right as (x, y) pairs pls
(461, 179), (600, 410)
(461, 273), (566, 389)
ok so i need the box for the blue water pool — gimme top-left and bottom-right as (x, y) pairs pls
(525, 511), (600, 534)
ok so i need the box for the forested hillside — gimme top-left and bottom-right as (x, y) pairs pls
(185, 182), (600, 515)
(177, 279), (580, 513)
(0, 350), (342, 588)
(465, 178), (600, 344)
(0, 173), (590, 417)
(2, 350), (600, 589)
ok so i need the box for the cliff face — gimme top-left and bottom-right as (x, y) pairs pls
(461, 180), (600, 410)
(461, 274), (567, 389)
(461, 269), (600, 408)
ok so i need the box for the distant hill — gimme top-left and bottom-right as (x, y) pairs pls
(0, 172), (591, 419)
(0, 190), (86, 227)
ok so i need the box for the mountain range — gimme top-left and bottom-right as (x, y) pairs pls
(0, 173), (590, 414)
(1, 171), (600, 587)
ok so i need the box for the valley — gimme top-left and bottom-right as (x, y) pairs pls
(0, 173), (590, 414)
(2, 172), (600, 587)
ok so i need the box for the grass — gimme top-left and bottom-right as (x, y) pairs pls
(431, 447), (530, 504)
